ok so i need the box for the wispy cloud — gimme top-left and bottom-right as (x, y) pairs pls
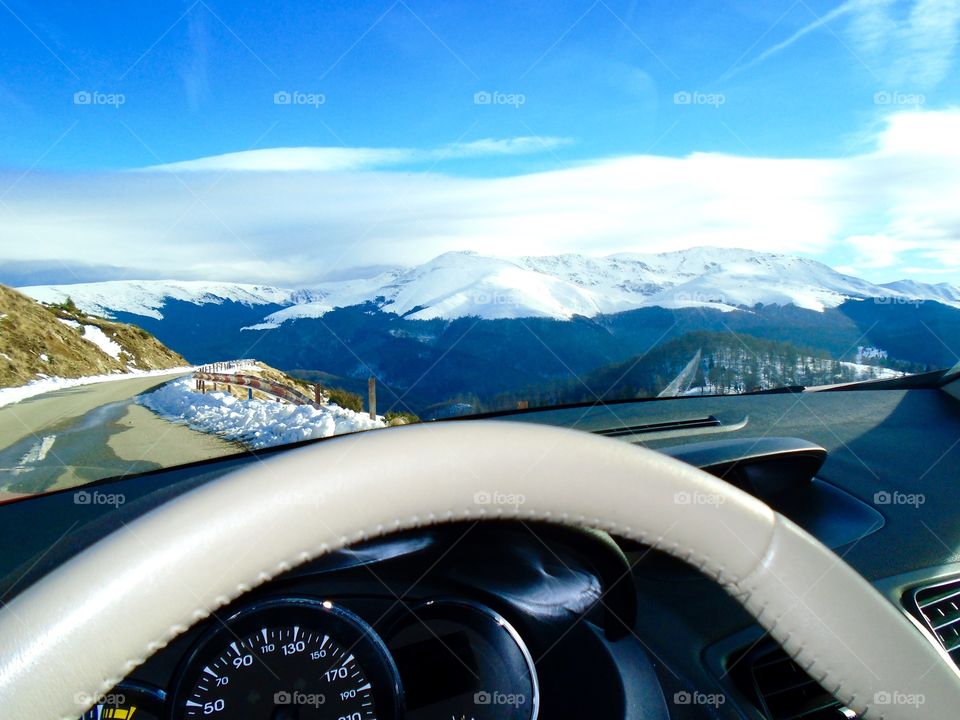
(723, 0), (859, 80)
(725, 0), (960, 87)
(144, 137), (573, 172)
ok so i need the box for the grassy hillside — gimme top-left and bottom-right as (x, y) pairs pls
(0, 284), (186, 388)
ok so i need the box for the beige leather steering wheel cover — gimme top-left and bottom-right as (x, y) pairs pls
(0, 421), (957, 719)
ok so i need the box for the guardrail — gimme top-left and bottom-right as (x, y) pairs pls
(194, 361), (379, 419)
(193, 370), (320, 408)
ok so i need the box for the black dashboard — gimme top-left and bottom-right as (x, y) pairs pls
(76, 524), (668, 720)
(2, 374), (960, 720)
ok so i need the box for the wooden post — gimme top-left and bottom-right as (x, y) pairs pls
(314, 385), (322, 405)
(368, 377), (377, 419)
(517, 400), (529, 410)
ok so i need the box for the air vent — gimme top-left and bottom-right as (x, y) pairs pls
(909, 577), (960, 668)
(727, 643), (856, 719)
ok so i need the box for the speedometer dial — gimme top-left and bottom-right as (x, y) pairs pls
(170, 598), (402, 720)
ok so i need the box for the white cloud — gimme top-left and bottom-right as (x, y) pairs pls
(843, 234), (916, 269)
(1, 112), (959, 285)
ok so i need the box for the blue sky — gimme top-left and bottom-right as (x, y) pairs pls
(0, 0), (959, 285)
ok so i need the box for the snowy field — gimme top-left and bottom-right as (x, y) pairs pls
(139, 376), (384, 449)
(0, 367), (194, 408)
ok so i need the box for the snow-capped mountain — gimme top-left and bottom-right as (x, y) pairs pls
(517, 247), (888, 314)
(20, 247), (960, 326)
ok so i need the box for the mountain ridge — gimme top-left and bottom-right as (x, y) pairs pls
(19, 247), (960, 327)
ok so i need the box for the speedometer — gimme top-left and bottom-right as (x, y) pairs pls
(170, 598), (402, 720)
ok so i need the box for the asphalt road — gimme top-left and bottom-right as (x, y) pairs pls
(0, 373), (238, 500)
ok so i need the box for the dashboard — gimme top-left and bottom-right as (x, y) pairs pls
(2, 372), (960, 719)
(76, 524), (667, 720)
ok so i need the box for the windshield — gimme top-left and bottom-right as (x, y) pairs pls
(1, 1), (959, 499)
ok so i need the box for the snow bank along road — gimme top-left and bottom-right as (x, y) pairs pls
(140, 376), (384, 450)
(0, 371), (235, 501)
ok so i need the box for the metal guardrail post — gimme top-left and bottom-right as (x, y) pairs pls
(368, 377), (376, 420)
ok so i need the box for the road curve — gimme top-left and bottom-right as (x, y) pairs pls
(0, 372), (238, 501)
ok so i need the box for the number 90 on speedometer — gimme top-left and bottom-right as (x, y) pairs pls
(170, 598), (402, 720)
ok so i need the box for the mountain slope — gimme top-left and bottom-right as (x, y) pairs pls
(0, 284), (186, 388)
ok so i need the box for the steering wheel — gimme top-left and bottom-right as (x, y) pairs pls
(0, 421), (957, 719)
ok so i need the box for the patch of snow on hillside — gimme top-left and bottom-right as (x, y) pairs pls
(838, 362), (902, 380)
(139, 377), (384, 449)
(81, 325), (123, 359)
